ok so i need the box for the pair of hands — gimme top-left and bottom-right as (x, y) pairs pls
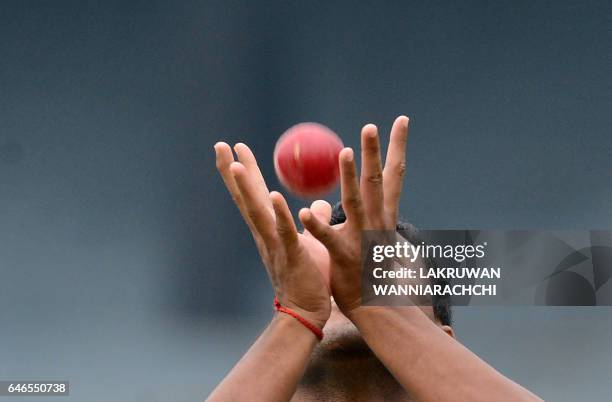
(214, 116), (409, 330)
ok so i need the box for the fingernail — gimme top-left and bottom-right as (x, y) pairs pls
(345, 148), (354, 161)
(299, 208), (311, 220)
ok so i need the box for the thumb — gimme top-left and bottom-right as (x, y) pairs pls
(304, 200), (332, 237)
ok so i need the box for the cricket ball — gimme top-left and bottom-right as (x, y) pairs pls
(273, 122), (343, 198)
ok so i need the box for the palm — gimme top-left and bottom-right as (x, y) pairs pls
(298, 232), (332, 289)
(271, 234), (330, 321)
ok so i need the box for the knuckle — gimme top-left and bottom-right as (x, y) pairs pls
(258, 245), (269, 259)
(246, 208), (259, 222)
(276, 223), (289, 235)
(276, 224), (293, 239)
(366, 144), (379, 154)
(345, 195), (362, 211)
(267, 237), (280, 250)
(230, 193), (242, 205)
(366, 172), (383, 185)
(318, 228), (334, 245)
(396, 162), (406, 177)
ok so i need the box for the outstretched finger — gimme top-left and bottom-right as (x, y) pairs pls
(382, 116), (409, 223)
(360, 124), (384, 220)
(270, 191), (298, 250)
(299, 208), (339, 253)
(339, 148), (364, 227)
(303, 199), (332, 238)
(234, 143), (272, 214)
(215, 142), (251, 225)
(231, 162), (278, 247)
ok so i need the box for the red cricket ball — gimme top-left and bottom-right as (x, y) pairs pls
(273, 122), (344, 198)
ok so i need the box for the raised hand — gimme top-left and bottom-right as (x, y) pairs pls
(298, 116), (409, 315)
(214, 142), (331, 329)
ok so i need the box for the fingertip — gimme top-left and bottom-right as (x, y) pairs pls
(269, 190), (283, 204)
(229, 161), (245, 175)
(340, 147), (354, 162)
(362, 124), (378, 138)
(270, 192), (292, 223)
(310, 199), (331, 210)
(396, 115), (409, 127)
(233, 143), (251, 155)
(214, 141), (230, 153)
(298, 208), (311, 222)
(310, 199), (332, 223)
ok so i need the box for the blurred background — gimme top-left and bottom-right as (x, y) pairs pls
(1, 1), (612, 401)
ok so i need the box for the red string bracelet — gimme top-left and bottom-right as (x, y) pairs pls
(274, 296), (324, 341)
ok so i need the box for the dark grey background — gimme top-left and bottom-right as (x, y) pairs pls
(1, 1), (611, 401)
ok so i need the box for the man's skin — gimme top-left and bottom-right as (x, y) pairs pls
(208, 116), (543, 402)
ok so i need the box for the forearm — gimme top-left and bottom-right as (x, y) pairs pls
(348, 306), (543, 402)
(207, 313), (318, 402)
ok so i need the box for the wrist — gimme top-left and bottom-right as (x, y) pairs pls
(345, 305), (410, 323)
(273, 297), (327, 340)
(334, 297), (363, 320)
(287, 306), (329, 331)
(346, 305), (432, 332)
(272, 310), (323, 342)
(344, 304), (368, 323)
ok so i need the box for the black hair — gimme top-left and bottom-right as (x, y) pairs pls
(329, 202), (452, 326)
